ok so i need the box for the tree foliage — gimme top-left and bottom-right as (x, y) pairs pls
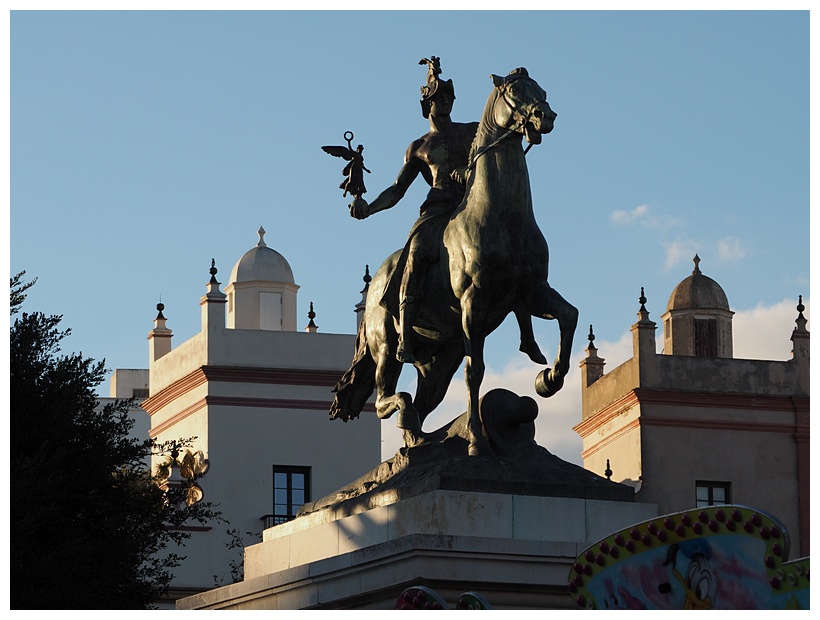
(10, 272), (221, 609)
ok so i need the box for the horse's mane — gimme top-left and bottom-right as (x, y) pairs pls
(467, 87), (504, 169)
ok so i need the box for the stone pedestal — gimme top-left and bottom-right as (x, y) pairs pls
(178, 486), (657, 609)
(179, 391), (658, 609)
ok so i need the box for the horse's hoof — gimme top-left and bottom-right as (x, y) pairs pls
(468, 438), (493, 457)
(402, 429), (427, 448)
(376, 407), (395, 420)
(535, 368), (564, 398)
(397, 408), (421, 431)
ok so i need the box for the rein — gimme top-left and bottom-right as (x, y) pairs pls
(467, 121), (526, 171)
(466, 88), (537, 170)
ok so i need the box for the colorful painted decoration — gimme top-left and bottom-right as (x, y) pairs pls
(396, 586), (492, 610)
(456, 592), (492, 610)
(569, 504), (809, 610)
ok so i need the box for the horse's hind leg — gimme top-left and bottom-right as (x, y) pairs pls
(528, 282), (578, 397)
(413, 341), (464, 426)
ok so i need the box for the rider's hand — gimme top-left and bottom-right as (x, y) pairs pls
(349, 197), (370, 219)
(451, 166), (469, 185)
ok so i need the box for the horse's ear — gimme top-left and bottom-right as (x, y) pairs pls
(490, 74), (505, 88)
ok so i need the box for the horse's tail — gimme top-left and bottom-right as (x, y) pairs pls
(329, 317), (376, 422)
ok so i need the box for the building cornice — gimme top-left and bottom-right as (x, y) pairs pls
(574, 391), (640, 438)
(150, 398), (207, 436)
(580, 418), (641, 460)
(143, 369), (209, 415)
(575, 388), (809, 443)
(143, 365), (349, 416)
(150, 394), (376, 437)
(634, 389), (807, 413)
(201, 366), (345, 386)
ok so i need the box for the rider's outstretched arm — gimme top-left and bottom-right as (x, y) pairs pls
(351, 142), (422, 219)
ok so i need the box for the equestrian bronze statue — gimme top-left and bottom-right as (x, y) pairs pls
(329, 62), (578, 458)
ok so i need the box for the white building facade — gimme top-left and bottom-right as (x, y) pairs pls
(114, 227), (381, 605)
(576, 257), (810, 557)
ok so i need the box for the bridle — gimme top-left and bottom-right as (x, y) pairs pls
(467, 78), (547, 170)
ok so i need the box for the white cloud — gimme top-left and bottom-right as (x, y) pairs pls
(611, 204), (649, 225)
(715, 236), (748, 262)
(610, 204), (682, 229)
(664, 235), (749, 270)
(733, 297), (809, 360)
(663, 237), (700, 270)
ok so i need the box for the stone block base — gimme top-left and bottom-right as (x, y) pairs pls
(178, 489), (656, 609)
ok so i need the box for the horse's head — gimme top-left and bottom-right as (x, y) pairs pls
(490, 68), (556, 146)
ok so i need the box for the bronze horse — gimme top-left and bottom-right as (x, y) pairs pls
(330, 68), (578, 456)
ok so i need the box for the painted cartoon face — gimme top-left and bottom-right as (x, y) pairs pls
(686, 555), (716, 603)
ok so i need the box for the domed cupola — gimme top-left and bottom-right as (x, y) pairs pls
(661, 255), (734, 358)
(225, 227), (299, 331)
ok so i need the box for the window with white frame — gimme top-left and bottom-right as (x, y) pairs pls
(272, 466), (310, 524)
(695, 480), (731, 507)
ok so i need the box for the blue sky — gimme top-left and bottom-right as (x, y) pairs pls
(8, 8), (812, 463)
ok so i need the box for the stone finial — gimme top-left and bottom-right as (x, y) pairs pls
(580, 323), (605, 387)
(202, 258), (225, 303)
(355, 265), (371, 329)
(585, 324), (599, 358)
(636, 286), (653, 324)
(257, 226), (267, 248)
(359, 265), (372, 296)
(209, 258), (218, 284)
(359, 264), (372, 297)
(149, 300), (173, 361)
(794, 295), (809, 334)
(632, 285), (657, 360)
(148, 301), (173, 363)
(693, 254), (702, 275)
(604, 459), (613, 481)
(306, 301), (318, 333)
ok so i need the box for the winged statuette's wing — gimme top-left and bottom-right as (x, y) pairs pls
(322, 145), (354, 160)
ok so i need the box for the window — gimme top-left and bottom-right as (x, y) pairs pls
(694, 318), (718, 357)
(695, 481), (731, 507)
(272, 466), (310, 525)
(260, 292), (282, 331)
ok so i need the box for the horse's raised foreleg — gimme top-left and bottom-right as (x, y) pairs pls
(527, 282), (578, 398)
(461, 286), (492, 456)
(372, 341), (421, 432)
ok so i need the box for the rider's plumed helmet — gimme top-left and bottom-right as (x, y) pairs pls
(419, 56), (455, 118)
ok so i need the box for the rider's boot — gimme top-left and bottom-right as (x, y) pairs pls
(519, 334), (548, 365)
(397, 295), (417, 363)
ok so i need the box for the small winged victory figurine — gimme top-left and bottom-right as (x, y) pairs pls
(322, 131), (371, 199)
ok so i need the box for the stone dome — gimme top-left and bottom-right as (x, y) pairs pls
(666, 255), (729, 312)
(229, 226), (294, 285)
